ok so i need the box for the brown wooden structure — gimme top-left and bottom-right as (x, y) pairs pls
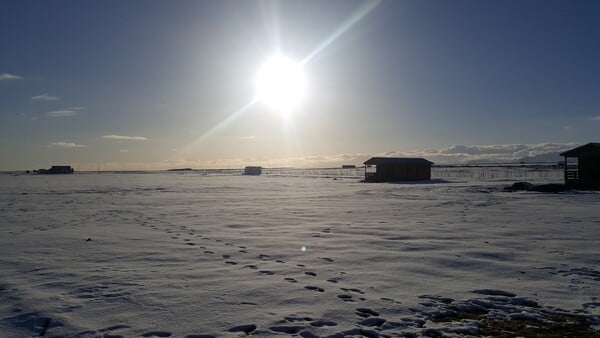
(363, 157), (433, 182)
(243, 166), (262, 175)
(559, 143), (600, 190)
(37, 165), (74, 174)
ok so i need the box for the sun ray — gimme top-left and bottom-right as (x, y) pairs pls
(301, 0), (382, 66)
(180, 99), (258, 154)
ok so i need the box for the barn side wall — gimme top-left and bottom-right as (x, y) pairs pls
(374, 163), (431, 181)
(579, 158), (600, 189)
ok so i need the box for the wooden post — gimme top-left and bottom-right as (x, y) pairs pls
(564, 156), (567, 185)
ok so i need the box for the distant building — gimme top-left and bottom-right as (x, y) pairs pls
(243, 166), (262, 175)
(342, 165), (356, 169)
(168, 168), (193, 171)
(363, 157), (433, 182)
(37, 165), (74, 174)
(559, 143), (600, 190)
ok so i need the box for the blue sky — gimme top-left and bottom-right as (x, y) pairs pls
(1, 0), (599, 170)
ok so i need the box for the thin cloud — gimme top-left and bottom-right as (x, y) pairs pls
(45, 107), (84, 117)
(239, 136), (256, 139)
(50, 141), (87, 148)
(0, 73), (22, 80)
(102, 134), (148, 141)
(590, 115), (600, 121)
(119, 149), (129, 153)
(31, 94), (60, 101)
(46, 110), (78, 117)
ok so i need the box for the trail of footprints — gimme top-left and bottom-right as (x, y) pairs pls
(155, 222), (394, 336)
(169, 223), (369, 301)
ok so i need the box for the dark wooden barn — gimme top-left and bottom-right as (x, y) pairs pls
(363, 157), (433, 182)
(560, 143), (600, 190)
(37, 165), (74, 174)
(243, 166), (262, 175)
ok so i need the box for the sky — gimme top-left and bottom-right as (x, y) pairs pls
(1, 0), (599, 170)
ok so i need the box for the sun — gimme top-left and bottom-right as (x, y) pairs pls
(255, 54), (307, 114)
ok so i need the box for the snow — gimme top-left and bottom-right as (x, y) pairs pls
(0, 169), (598, 337)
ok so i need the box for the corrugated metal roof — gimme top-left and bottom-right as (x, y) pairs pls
(363, 157), (434, 165)
(559, 143), (600, 157)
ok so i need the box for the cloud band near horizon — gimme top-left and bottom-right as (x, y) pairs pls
(102, 134), (148, 141)
(46, 110), (78, 117)
(50, 141), (87, 148)
(161, 142), (581, 170)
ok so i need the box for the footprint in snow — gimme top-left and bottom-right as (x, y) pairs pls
(98, 325), (130, 333)
(228, 324), (256, 334)
(338, 294), (354, 302)
(141, 331), (172, 337)
(259, 270), (274, 275)
(305, 286), (324, 292)
(269, 326), (303, 334)
(355, 308), (379, 317)
(341, 287), (364, 294)
(359, 317), (386, 327)
(279, 316), (312, 323)
(310, 320), (337, 327)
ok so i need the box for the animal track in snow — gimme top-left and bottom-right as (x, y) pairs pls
(227, 324), (256, 334)
(259, 270), (274, 275)
(304, 286), (324, 292)
(141, 331), (172, 337)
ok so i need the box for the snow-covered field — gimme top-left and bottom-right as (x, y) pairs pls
(0, 169), (598, 337)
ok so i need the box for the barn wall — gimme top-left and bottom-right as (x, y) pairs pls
(374, 164), (431, 181)
(579, 158), (600, 188)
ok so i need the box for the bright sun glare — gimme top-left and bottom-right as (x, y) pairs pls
(255, 54), (307, 114)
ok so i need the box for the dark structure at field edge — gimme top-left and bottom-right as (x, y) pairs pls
(363, 157), (433, 182)
(560, 142), (600, 190)
(243, 166), (262, 175)
(37, 165), (74, 174)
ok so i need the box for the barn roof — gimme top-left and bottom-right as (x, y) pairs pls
(559, 143), (600, 157)
(363, 157), (434, 165)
